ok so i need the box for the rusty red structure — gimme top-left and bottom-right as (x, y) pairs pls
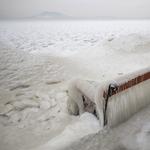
(103, 70), (150, 98)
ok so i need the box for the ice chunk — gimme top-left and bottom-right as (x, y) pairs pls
(40, 101), (51, 110)
(0, 104), (14, 115)
(37, 106), (60, 122)
(18, 124), (24, 129)
(13, 99), (39, 109)
(9, 113), (21, 123)
(51, 98), (56, 107)
(55, 92), (67, 101)
(67, 96), (79, 116)
(35, 90), (51, 101)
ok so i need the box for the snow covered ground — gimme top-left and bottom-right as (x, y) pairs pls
(0, 20), (150, 150)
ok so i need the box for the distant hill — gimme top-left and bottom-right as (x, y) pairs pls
(27, 12), (75, 20)
(27, 12), (121, 20)
(28, 13), (150, 20)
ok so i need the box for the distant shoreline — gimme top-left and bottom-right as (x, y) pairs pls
(0, 11), (150, 20)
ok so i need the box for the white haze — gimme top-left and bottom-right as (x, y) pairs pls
(0, 0), (150, 18)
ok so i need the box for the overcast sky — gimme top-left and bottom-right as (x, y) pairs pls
(0, 0), (150, 18)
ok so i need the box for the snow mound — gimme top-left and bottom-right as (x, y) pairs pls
(104, 33), (150, 52)
(32, 113), (101, 150)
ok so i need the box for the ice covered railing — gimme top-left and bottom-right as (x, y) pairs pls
(67, 66), (150, 128)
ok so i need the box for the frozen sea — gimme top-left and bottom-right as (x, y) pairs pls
(0, 20), (150, 150)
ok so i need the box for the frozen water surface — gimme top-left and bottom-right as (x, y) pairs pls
(0, 20), (150, 150)
(0, 20), (150, 55)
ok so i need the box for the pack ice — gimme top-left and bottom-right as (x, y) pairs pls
(0, 20), (150, 150)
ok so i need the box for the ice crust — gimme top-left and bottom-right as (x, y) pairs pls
(104, 33), (150, 52)
(0, 20), (150, 150)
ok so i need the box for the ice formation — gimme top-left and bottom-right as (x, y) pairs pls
(107, 79), (150, 127)
(0, 20), (150, 150)
(67, 67), (150, 128)
(106, 67), (150, 127)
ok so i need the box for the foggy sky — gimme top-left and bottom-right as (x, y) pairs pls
(0, 0), (150, 18)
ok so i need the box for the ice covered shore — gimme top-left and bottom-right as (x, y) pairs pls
(0, 20), (150, 150)
(0, 42), (102, 150)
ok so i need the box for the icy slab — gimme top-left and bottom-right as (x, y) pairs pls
(40, 101), (51, 110)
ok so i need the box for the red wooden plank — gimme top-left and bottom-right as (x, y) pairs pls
(103, 70), (150, 98)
